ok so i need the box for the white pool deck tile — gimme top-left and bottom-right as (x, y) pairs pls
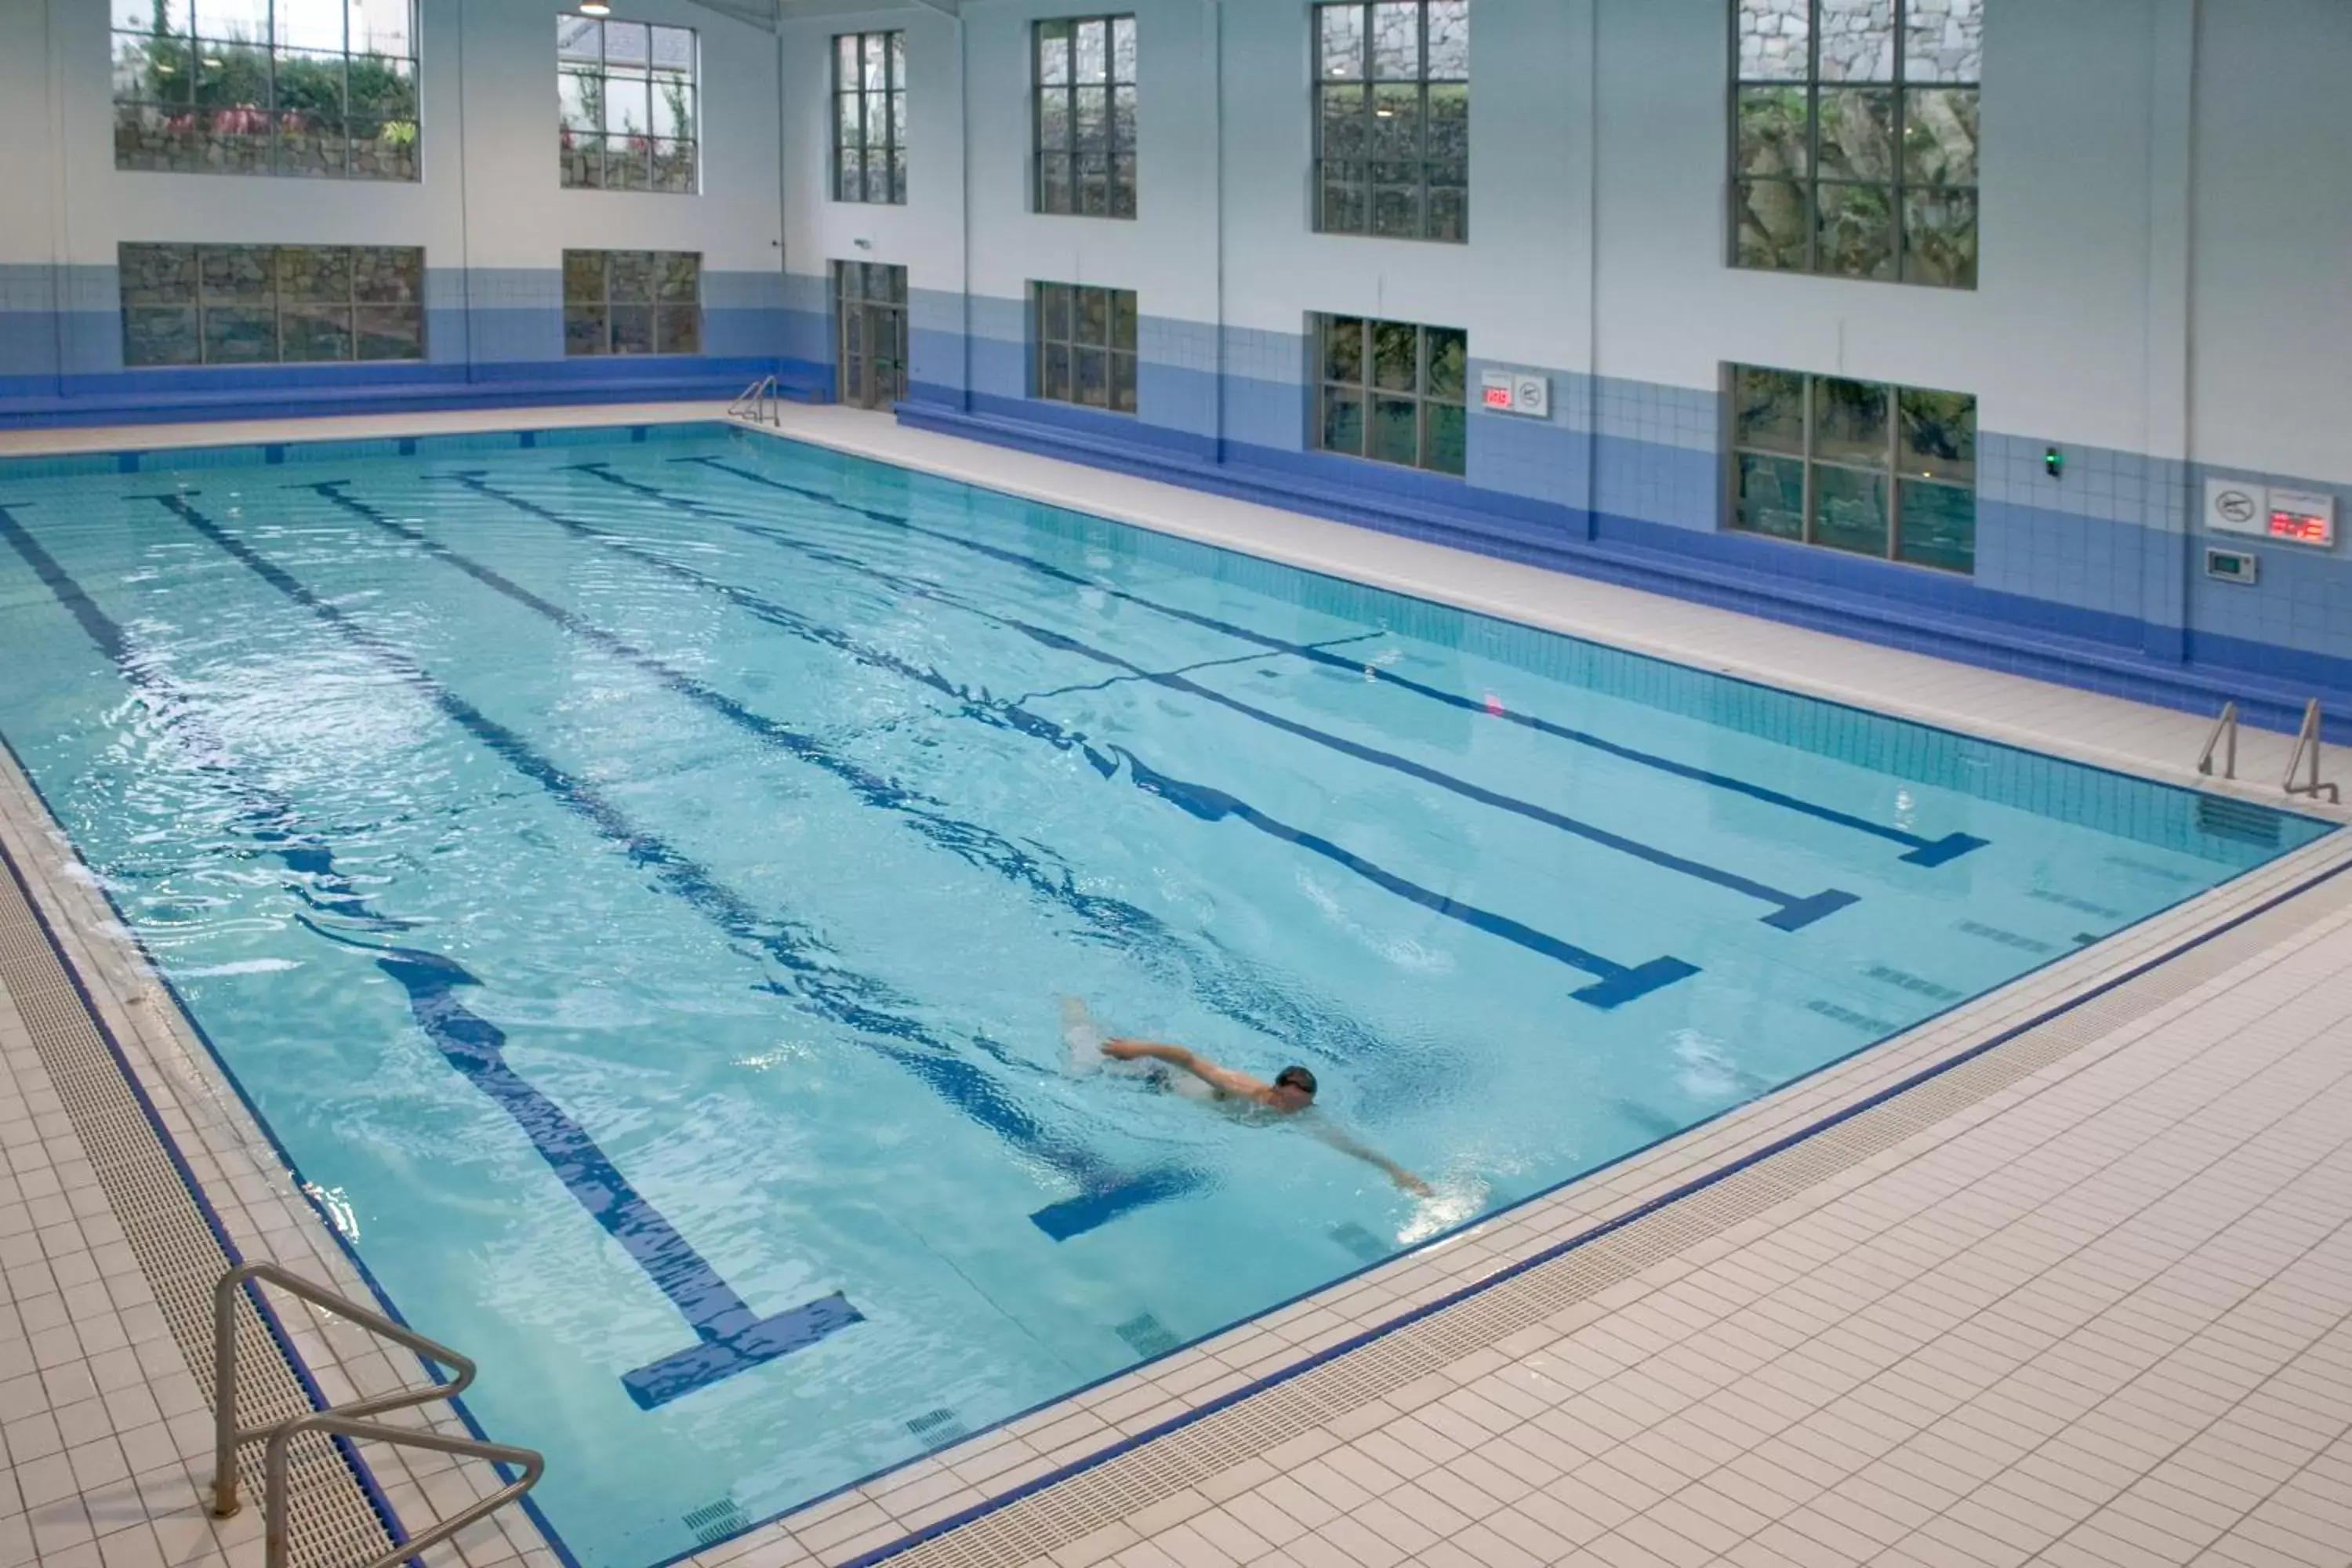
(0, 402), (2348, 1568)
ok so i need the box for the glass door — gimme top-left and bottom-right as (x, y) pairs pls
(833, 261), (908, 409)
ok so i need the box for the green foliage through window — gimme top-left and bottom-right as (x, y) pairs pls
(1033, 16), (1137, 218)
(558, 15), (699, 194)
(563, 250), (702, 356)
(1313, 1), (1469, 243)
(1033, 282), (1138, 412)
(1316, 315), (1467, 476)
(833, 32), (907, 204)
(119, 243), (425, 365)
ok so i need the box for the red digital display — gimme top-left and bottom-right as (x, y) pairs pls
(1481, 385), (1512, 408)
(2270, 512), (2332, 545)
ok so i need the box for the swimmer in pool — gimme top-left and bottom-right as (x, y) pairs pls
(1062, 1000), (1432, 1195)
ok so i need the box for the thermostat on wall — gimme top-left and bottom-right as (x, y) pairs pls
(1478, 368), (1550, 419)
(2205, 547), (2259, 586)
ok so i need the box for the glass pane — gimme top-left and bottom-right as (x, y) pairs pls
(1323, 318), (1364, 384)
(652, 138), (695, 192)
(1319, 163), (1367, 234)
(889, 90), (906, 148)
(558, 15), (603, 66)
(348, 53), (415, 118)
(1370, 1), (1417, 79)
(1370, 396), (1417, 465)
(202, 307), (277, 364)
(1112, 351), (1137, 414)
(349, 0), (412, 59)
(1322, 387), (1365, 455)
(200, 245), (272, 303)
(121, 244), (200, 306)
(1319, 85), (1368, 160)
(1732, 366), (1806, 452)
(278, 245), (350, 303)
(609, 250), (663, 304)
(562, 251), (605, 304)
(1073, 18), (1105, 83)
(655, 252), (699, 301)
(1039, 151), (1073, 212)
(1371, 320), (1417, 390)
(1817, 88), (1894, 182)
(1428, 181), (1466, 243)
(1075, 347), (1109, 408)
(1371, 82), (1418, 161)
(114, 0), (187, 31)
(652, 26), (694, 73)
(1112, 16), (1135, 82)
(604, 21), (649, 68)
(124, 307), (201, 367)
(1734, 180), (1809, 270)
(890, 32), (906, 88)
(1371, 168), (1418, 238)
(1111, 153), (1136, 216)
(564, 306), (609, 356)
(609, 303), (655, 354)
(1904, 87), (1979, 187)
(1736, 85), (1809, 178)
(274, 46), (344, 118)
(1041, 341), (1070, 402)
(1319, 4), (1365, 80)
(354, 247), (422, 303)
(1813, 376), (1890, 466)
(1897, 480), (1976, 571)
(1425, 401), (1466, 475)
(564, 131), (605, 188)
(281, 304), (354, 361)
(656, 303), (699, 354)
(1905, 0), (1982, 83)
(863, 32), (886, 92)
(1813, 465), (1890, 555)
(1039, 284), (1071, 343)
(1075, 85), (1106, 156)
(1817, 183), (1896, 280)
(1426, 0), (1468, 78)
(275, 0), (343, 52)
(202, 0), (272, 46)
(280, 111), (346, 176)
(1112, 84), (1136, 150)
(1110, 289), (1138, 352)
(1736, 0), (1809, 82)
(864, 150), (891, 203)
(837, 89), (862, 147)
(865, 92), (891, 149)
(1426, 81), (1467, 165)
(1038, 89), (1070, 158)
(1079, 158), (1111, 218)
(1733, 453), (1806, 539)
(1903, 187), (1977, 288)
(1075, 288), (1108, 347)
(1898, 388), (1975, 482)
(653, 80), (692, 140)
(1816, 0), (1895, 82)
(604, 75), (650, 136)
(1036, 20), (1069, 85)
(605, 137), (651, 190)
(1424, 328), (1466, 400)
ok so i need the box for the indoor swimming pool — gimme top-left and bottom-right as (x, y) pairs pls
(0, 423), (2329, 1568)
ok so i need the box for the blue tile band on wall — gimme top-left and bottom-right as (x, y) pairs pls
(559, 461), (1702, 1007)
(0, 499), (863, 1412)
(142, 487), (1207, 1247)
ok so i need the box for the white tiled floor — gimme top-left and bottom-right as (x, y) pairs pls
(1, 404), (2347, 1568)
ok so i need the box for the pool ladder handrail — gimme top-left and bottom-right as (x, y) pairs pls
(729, 373), (781, 427)
(2198, 701), (2239, 781)
(2285, 699), (2339, 804)
(210, 1262), (544, 1568)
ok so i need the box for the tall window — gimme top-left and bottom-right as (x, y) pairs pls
(558, 14), (698, 193)
(1033, 16), (1137, 219)
(1732, 0), (1980, 288)
(1314, 316), (1466, 476)
(563, 251), (702, 355)
(1313, 1), (1468, 242)
(1033, 283), (1138, 413)
(1726, 365), (1976, 572)
(119, 244), (425, 366)
(833, 32), (907, 204)
(111, 0), (419, 180)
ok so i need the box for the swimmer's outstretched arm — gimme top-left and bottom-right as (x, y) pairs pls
(1100, 1038), (1267, 1098)
(1310, 1122), (1434, 1196)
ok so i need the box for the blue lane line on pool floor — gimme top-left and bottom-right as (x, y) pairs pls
(139, 489), (1203, 1256)
(0, 501), (859, 1411)
(681, 454), (1987, 871)
(572, 465), (1844, 933)
(415, 474), (1424, 1069)
(466, 470), (1697, 1008)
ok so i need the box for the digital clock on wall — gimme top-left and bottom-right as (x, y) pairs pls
(2205, 478), (2337, 550)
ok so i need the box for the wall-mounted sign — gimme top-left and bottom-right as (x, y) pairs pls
(1478, 368), (1551, 419)
(2205, 477), (2337, 549)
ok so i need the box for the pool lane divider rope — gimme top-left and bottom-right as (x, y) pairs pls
(679, 453), (1987, 871)
(2, 499), (866, 1412)
(456, 468), (1698, 1009)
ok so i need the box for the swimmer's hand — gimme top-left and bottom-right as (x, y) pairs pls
(1396, 1171), (1435, 1197)
(1099, 1038), (1150, 1062)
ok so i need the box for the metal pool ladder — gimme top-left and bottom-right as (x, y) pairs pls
(211, 1262), (544, 1568)
(2198, 701), (2240, 780)
(2285, 699), (2339, 804)
(729, 373), (781, 427)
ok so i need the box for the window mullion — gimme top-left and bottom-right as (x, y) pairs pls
(1801, 372), (1818, 546)
(1886, 385), (1902, 560)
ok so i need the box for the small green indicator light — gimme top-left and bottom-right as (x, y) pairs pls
(2045, 446), (2064, 479)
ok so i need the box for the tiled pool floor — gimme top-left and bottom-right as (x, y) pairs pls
(1, 404), (2347, 1568)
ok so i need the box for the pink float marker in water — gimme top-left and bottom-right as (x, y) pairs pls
(1485, 693), (1505, 716)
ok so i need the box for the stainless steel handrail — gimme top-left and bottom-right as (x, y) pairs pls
(2285, 699), (2339, 804)
(728, 373), (780, 426)
(210, 1263), (543, 1568)
(2198, 701), (2239, 781)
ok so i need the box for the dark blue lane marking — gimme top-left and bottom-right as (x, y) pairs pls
(415, 476), (1425, 1067)
(578, 465), (1850, 932)
(681, 455), (1987, 869)
(0, 502), (860, 1408)
(463, 471), (1697, 1008)
(137, 490), (1204, 1247)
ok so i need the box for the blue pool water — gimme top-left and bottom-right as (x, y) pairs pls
(0, 425), (2329, 1566)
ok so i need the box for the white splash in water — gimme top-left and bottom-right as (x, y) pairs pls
(169, 957), (302, 978)
(1396, 1174), (1489, 1246)
(1671, 1029), (1744, 1099)
(1295, 873), (1455, 974)
(302, 1182), (360, 1241)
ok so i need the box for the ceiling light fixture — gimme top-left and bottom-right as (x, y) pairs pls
(579, 1), (612, 16)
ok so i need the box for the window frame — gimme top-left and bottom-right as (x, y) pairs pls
(561, 249), (704, 356)
(557, 13), (701, 194)
(1312, 0), (1471, 244)
(832, 31), (908, 205)
(1031, 15), (1138, 219)
(118, 242), (426, 367)
(1312, 314), (1468, 477)
(1722, 363), (1978, 573)
(1031, 281), (1139, 413)
(109, 0), (422, 182)
(1727, 0), (1980, 289)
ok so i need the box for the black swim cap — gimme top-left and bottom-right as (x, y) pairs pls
(1274, 1065), (1317, 1096)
